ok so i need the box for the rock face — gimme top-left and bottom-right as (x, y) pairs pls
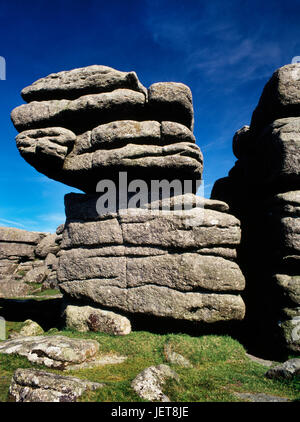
(9, 368), (103, 402)
(131, 364), (179, 402)
(211, 64), (300, 353)
(265, 358), (300, 380)
(0, 226), (62, 298)
(11, 65), (246, 325)
(0, 335), (99, 369)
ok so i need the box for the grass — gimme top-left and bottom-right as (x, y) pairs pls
(0, 319), (299, 402)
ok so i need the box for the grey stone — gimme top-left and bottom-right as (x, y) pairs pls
(19, 320), (44, 337)
(61, 218), (123, 249)
(131, 364), (179, 402)
(66, 354), (127, 370)
(161, 121), (196, 144)
(232, 125), (252, 159)
(164, 344), (192, 367)
(0, 335), (99, 369)
(0, 242), (35, 260)
(126, 254), (245, 292)
(21, 65), (147, 101)
(58, 250), (244, 292)
(254, 118), (300, 185)
(281, 317), (300, 353)
(266, 191), (300, 216)
(275, 274), (300, 305)
(148, 82), (194, 130)
(120, 208), (241, 249)
(16, 127), (76, 148)
(56, 224), (65, 235)
(245, 353), (273, 367)
(0, 279), (30, 298)
(58, 252), (127, 285)
(234, 392), (290, 402)
(35, 233), (61, 258)
(11, 89), (146, 133)
(9, 368), (103, 402)
(65, 305), (131, 335)
(265, 358), (300, 379)
(251, 64), (300, 132)
(91, 120), (161, 149)
(59, 283), (245, 322)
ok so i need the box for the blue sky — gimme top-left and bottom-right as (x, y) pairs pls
(0, 0), (299, 232)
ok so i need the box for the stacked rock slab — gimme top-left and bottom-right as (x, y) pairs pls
(211, 64), (300, 353)
(0, 226), (62, 297)
(11, 65), (245, 324)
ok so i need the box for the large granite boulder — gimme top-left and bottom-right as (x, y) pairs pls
(11, 65), (246, 326)
(0, 335), (99, 369)
(0, 227), (62, 297)
(211, 64), (300, 353)
(11, 66), (199, 192)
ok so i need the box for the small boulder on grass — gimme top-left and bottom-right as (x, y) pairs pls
(19, 320), (44, 337)
(65, 305), (131, 335)
(265, 358), (300, 380)
(131, 364), (179, 402)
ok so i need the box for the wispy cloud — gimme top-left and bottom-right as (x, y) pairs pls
(0, 218), (26, 228)
(145, 0), (295, 91)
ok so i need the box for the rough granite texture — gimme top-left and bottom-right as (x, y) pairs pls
(211, 64), (300, 353)
(10, 65), (246, 325)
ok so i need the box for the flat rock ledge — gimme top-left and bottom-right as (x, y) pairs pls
(9, 368), (103, 402)
(131, 364), (179, 402)
(0, 335), (99, 370)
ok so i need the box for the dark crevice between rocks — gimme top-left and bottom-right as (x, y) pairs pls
(0, 298), (65, 331)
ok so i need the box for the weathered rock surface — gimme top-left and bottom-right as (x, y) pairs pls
(9, 368), (103, 402)
(58, 194), (245, 322)
(19, 320), (44, 337)
(11, 65), (246, 327)
(164, 343), (192, 367)
(131, 364), (179, 402)
(0, 335), (99, 369)
(60, 284), (245, 322)
(21, 65), (147, 102)
(251, 64), (300, 132)
(211, 64), (300, 354)
(65, 305), (131, 335)
(265, 358), (300, 379)
(0, 226), (62, 297)
(148, 82), (194, 130)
